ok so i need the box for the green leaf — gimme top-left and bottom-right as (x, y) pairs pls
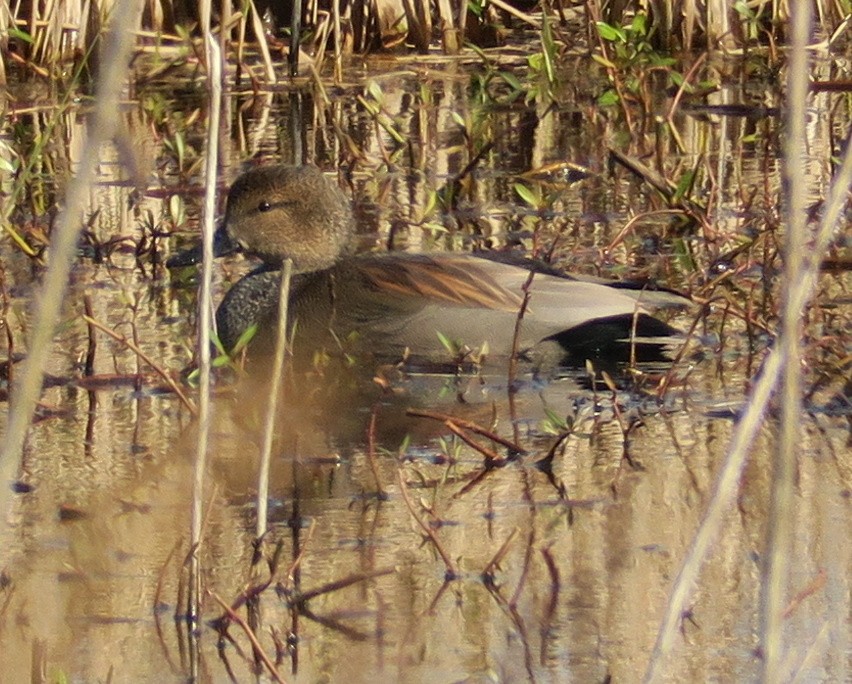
(596, 22), (625, 43)
(8, 27), (34, 43)
(211, 332), (227, 356)
(672, 171), (694, 203)
(467, 0), (485, 18)
(420, 189), (438, 221)
(169, 194), (186, 226)
(591, 53), (616, 69)
(597, 89), (620, 107)
(527, 53), (543, 72)
(631, 13), (647, 37)
(672, 237), (697, 272)
(436, 330), (456, 354)
(231, 323), (258, 355)
(367, 80), (384, 102)
(543, 406), (568, 432)
(0, 156), (18, 173)
(498, 71), (523, 92)
(513, 183), (539, 208)
(212, 354), (231, 368)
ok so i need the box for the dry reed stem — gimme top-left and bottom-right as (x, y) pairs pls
(81, 315), (197, 415)
(0, 0), (144, 534)
(189, 17), (223, 625)
(248, 0), (276, 82)
(486, 0), (542, 28)
(210, 591), (287, 684)
(289, 0), (303, 77)
(256, 259), (293, 542)
(760, 3), (810, 680)
(645, 6), (852, 678)
(644, 326), (784, 680)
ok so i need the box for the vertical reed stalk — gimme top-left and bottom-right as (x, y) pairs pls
(255, 259), (293, 543)
(290, 0), (303, 77)
(0, 0), (143, 540)
(760, 3), (811, 680)
(332, 0), (342, 82)
(188, 7), (224, 625)
(645, 7), (852, 678)
(249, 0), (277, 82)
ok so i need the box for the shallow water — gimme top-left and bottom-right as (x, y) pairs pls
(1, 37), (851, 683)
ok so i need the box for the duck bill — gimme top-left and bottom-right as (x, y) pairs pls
(166, 222), (240, 268)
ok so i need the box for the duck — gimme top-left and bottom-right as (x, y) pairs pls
(168, 164), (689, 368)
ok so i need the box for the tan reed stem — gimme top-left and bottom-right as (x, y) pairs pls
(0, 0), (144, 541)
(760, 3), (811, 681)
(188, 18), (223, 625)
(256, 259), (293, 542)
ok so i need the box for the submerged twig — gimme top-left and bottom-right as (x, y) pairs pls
(210, 592), (287, 684)
(482, 527), (518, 582)
(366, 405), (388, 499)
(406, 409), (526, 454)
(293, 568), (395, 605)
(82, 315), (197, 415)
(397, 471), (458, 579)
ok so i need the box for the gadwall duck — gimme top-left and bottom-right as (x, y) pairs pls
(169, 165), (688, 367)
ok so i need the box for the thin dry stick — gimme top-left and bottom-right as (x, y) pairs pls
(256, 259), (294, 543)
(189, 24), (223, 625)
(0, 0), (144, 538)
(665, 51), (708, 153)
(396, 470), (458, 578)
(81, 316), (197, 415)
(366, 406), (388, 499)
(443, 421), (504, 464)
(405, 409), (526, 454)
(248, 0), (276, 82)
(507, 270), (535, 392)
(486, 0), (542, 28)
(482, 527), (518, 579)
(761, 3), (810, 681)
(294, 568), (395, 604)
(210, 592), (287, 684)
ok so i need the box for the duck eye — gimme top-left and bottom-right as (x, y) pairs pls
(258, 200), (271, 212)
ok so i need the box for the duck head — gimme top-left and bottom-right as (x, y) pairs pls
(168, 165), (353, 272)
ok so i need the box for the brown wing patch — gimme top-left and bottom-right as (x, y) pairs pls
(357, 256), (523, 312)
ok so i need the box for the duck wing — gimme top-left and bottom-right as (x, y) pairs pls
(355, 253), (523, 312)
(343, 254), (676, 356)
